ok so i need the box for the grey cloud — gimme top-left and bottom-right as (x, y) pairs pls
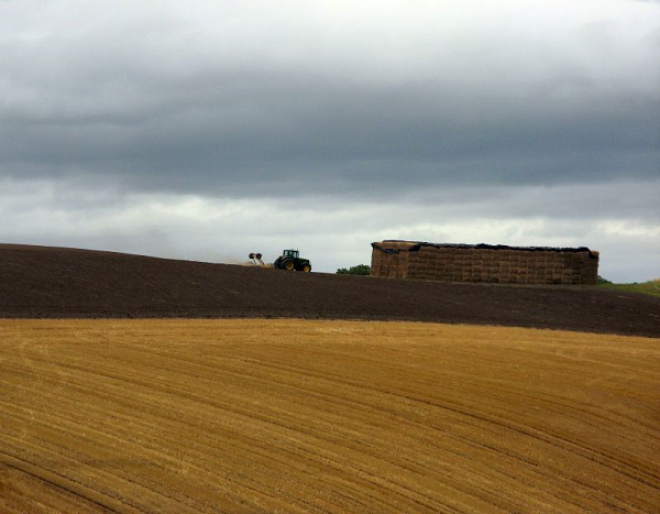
(2, 1), (659, 198)
(2, 83), (658, 198)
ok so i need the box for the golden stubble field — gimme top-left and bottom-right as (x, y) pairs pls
(1, 319), (659, 514)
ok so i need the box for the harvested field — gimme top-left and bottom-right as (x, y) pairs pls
(1, 244), (659, 337)
(1, 319), (659, 513)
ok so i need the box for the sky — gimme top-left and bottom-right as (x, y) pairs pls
(1, 0), (659, 281)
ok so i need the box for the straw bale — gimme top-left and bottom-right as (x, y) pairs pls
(371, 241), (598, 284)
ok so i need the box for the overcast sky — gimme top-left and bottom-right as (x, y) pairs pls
(1, 0), (659, 281)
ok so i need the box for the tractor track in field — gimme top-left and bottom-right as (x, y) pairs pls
(1, 319), (659, 513)
(1, 244), (659, 337)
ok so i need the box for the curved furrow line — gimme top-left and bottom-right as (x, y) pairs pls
(218, 349), (659, 511)
(2, 367), (460, 512)
(206, 353), (660, 492)
(11, 356), (660, 508)
(394, 391), (660, 489)
(0, 409), (295, 513)
(2, 320), (658, 513)
(0, 403), (241, 513)
(3, 350), (520, 510)
(0, 449), (144, 514)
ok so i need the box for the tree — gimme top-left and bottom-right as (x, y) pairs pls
(336, 264), (371, 276)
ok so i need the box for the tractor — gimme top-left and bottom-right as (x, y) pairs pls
(274, 249), (312, 272)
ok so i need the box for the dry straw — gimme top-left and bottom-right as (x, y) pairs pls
(371, 241), (599, 285)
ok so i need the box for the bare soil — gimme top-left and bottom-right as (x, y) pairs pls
(1, 244), (659, 337)
(1, 319), (658, 513)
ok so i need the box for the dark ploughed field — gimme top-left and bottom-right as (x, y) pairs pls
(1, 244), (658, 337)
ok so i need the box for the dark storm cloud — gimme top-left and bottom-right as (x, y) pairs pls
(2, 79), (658, 197)
(1, 1), (658, 198)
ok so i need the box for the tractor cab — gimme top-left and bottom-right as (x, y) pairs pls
(283, 249), (299, 259)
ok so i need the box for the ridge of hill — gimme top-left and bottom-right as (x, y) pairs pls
(1, 244), (659, 337)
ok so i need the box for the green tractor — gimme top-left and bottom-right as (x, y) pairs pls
(274, 249), (312, 272)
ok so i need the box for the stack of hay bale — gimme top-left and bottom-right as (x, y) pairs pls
(370, 241), (417, 278)
(371, 241), (599, 285)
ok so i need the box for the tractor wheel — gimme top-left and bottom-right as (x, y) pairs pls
(302, 264), (312, 272)
(284, 260), (295, 271)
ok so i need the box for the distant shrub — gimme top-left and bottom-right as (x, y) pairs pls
(596, 275), (612, 284)
(336, 264), (371, 276)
